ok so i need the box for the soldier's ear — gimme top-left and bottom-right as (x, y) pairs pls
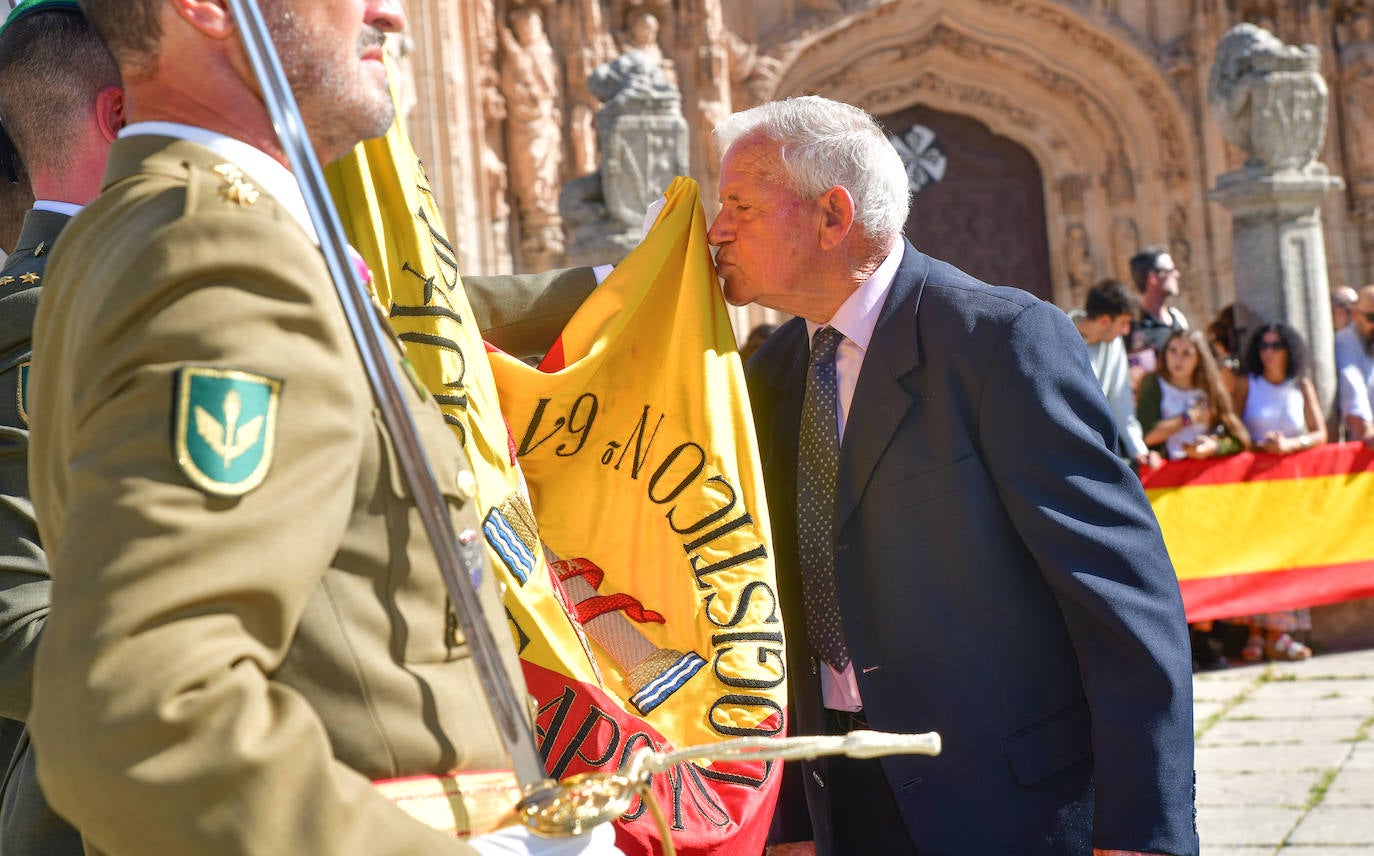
(95, 87), (126, 144)
(170, 0), (234, 40)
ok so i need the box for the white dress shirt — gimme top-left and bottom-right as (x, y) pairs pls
(1336, 324), (1374, 425)
(32, 200), (83, 218)
(802, 243), (903, 712)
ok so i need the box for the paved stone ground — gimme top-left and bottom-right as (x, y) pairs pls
(1196, 648), (1374, 855)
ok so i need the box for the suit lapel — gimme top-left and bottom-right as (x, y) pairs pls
(764, 327), (808, 503)
(835, 242), (929, 529)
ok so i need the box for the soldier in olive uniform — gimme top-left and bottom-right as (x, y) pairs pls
(0, 2), (122, 852)
(28, 0), (614, 854)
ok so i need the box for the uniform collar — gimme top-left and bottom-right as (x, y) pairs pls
(119, 121), (317, 243)
(32, 200), (82, 218)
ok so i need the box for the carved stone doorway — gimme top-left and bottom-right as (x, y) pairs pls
(881, 105), (1053, 301)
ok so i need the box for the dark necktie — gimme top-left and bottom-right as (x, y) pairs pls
(797, 326), (851, 671)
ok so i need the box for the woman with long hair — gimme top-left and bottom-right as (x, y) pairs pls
(1138, 329), (1251, 460)
(1233, 322), (1325, 661)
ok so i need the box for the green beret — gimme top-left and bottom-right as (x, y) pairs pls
(0, 0), (82, 36)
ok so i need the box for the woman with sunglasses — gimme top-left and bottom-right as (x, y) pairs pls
(1236, 322), (1326, 456)
(1232, 322), (1325, 661)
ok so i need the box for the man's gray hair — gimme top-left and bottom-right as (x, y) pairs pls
(713, 95), (911, 245)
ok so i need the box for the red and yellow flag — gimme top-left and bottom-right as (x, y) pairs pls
(1141, 443), (1374, 622)
(489, 176), (783, 855)
(327, 70), (782, 855)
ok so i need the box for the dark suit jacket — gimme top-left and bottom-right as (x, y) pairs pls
(748, 241), (1198, 856)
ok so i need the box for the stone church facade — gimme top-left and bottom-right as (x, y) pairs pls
(395, 0), (1374, 338)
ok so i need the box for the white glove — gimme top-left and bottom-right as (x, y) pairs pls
(639, 194), (667, 239)
(467, 822), (623, 856)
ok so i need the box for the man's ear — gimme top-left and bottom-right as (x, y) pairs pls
(169, 0), (234, 39)
(817, 185), (856, 251)
(95, 86), (126, 143)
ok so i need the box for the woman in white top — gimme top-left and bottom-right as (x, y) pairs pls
(1236, 321), (1326, 455)
(1234, 321), (1326, 662)
(1138, 330), (1250, 461)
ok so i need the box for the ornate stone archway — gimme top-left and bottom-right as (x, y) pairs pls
(764, 0), (1207, 310)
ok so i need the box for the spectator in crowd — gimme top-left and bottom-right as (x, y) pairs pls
(1335, 284), (1374, 442)
(1129, 246), (1188, 356)
(1236, 322), (1325, 457)
(1139, 328), (1249, 672)
(1205, 303), (1244, 402)
(740, 322), (776, 362)
(1138, 329), (1249, 461)
(1233, 322), (1323, 662)
(1332, 285), (1358, 332)
(1070, 278), (1155, 469)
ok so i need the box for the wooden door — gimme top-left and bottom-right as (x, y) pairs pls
(881, 105), (1054, 301)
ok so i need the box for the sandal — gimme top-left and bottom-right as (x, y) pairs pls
(1265, 633), (1312, 661)
(1241, 633), (1264, 663)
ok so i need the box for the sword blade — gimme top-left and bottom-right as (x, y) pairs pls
(224, 0), (554, 797)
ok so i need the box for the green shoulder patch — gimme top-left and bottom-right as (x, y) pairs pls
(174, 367), (282, 497)
(16, 361), (28, 426)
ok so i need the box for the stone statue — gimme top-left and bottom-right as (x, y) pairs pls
(725, 31), (781, 105)
(1063, 223), (1092, 302)
(500, 6), (565, 269)
(1207, 23), (1328, 172)
(620, 8), (676, 86)
(561, 49), (689, 265)
(1207, 23), (1345, 413)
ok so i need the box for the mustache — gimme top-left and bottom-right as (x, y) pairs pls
(358, 26), (385, 53)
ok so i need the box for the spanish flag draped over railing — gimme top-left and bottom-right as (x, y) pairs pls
(1141, 442), (1374, 622)
(326, 72), (782, 855)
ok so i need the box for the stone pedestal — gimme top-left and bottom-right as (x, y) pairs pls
(562, 51), (689, 267)
(1207, 24), (1346, 411)
(1210, 166), (1344, 408)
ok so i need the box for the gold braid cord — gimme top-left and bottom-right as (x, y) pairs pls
(517, 730), (943, 854)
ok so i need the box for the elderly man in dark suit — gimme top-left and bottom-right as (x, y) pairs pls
(708, 95), (1197, 856)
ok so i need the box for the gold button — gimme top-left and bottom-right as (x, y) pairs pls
(456, 470), (478, 500)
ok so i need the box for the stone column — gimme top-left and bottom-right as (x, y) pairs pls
(1207, 23), (1345, 410)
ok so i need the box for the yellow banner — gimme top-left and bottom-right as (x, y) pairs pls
(489, 177), (783, 747)
(327, 69), (783, 855)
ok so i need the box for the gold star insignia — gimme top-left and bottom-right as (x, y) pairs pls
(19, 272), (40, 284)
(0, 276), (14, 286)
(33, 241), (45, 257)
(221, 179), (260, 207)
(213, 163), (260, 207)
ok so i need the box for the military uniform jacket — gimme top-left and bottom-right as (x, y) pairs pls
(29, 136), (527, 855)
(0, 208), (83, 855)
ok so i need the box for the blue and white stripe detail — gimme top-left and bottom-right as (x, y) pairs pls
(630, 652), (706, 715)
(483, 508), (536, 585)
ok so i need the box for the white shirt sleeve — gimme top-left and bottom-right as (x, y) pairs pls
(1335, 330), (1373, 421)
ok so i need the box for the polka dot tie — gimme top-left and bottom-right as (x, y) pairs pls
(797, 326), (851, 671)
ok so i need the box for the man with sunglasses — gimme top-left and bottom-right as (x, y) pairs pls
(1335, 284), (1374, 443)
(1128, 246), (1189, 357)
